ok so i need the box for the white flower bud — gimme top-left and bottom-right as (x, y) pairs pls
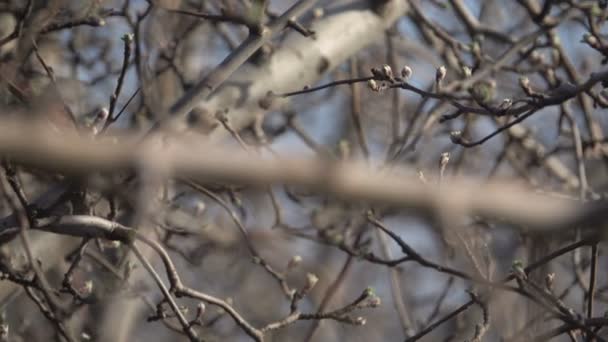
(312, 7), (324, 18)
(545, 273), (555, 290)
(305, 273), (319, 291)
(80, 280), (94, 297)
(436, 65), (447, 84)
(449, 131), (462, 144)
(196, 303), (206, 318)
(401, 65), (412, 79)
(440, 152), (450, 167)
(88, 107), (109, 136)
(367, 79), (379, 92)
(382, 64), (394, 80)
(287, 255), (302, 270)
(355, 317), (367, 326)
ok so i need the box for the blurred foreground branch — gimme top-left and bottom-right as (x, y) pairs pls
(0, 117), (602, 234)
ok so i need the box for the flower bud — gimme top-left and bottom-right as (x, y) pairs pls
(90, 107), (109, 135)
(545, 273), (555, 290)
(449, 131), (463, 144)
(121, 33), (133, 43)
(303, 273), (319, 293)
(287, 255), (302, 270)
(382, 64), (394, 80)
(401, 65), (412, 79)
(519, 76), (530, 89)
(354, 317), (367, 326)
(440, 152), (450, 167)
(367, 79), (379, 92)
(436, 65), (447, 84)
(80, 280), (94, 297)
(196, 303), (206, 319)
(312, 7), (324, 18)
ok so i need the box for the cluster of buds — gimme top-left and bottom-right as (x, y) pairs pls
(319, 287), (382, 326)
(449, 130), (463, 144)
(367, 64), (413, 93)
(367, 64), (447, 93)
(290, 272), (382, 328)
(354, 317), (367, 326)
(370, 64), (395, 81)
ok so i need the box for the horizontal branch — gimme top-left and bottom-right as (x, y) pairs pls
(0, 118), (603, 233)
